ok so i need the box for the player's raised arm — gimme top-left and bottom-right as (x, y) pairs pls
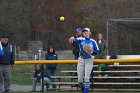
(68, 36), (75, 44)
(69, 36), (84, 44)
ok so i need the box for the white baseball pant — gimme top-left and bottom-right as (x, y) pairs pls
(77, 57), (93, 83)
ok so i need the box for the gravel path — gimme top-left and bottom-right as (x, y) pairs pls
(11, 84), (40, 91)
(11, 84), (71, 91)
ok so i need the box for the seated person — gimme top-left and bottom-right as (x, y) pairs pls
(31, 64), (51, 92)
(110, 52), (118, 65)
(110, 52), (117, 59)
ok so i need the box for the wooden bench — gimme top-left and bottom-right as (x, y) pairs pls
(50, 76), (78, 91)
(61, 70), (140, 73)
(93, 64), (140, 67)
(51, 76), (140, 79)
(94, 82), (140, 85)
(61, 70), (140, 77)
(50, 75), (140, 91)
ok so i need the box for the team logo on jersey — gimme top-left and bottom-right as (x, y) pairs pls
(82, 42), (93, 51)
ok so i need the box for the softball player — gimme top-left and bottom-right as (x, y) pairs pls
(69, 28), (99, 93)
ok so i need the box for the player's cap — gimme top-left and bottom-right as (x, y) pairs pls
(76, 28), (82, 33)
(0, 34), (9, 38)
(83, 28), (90, 32)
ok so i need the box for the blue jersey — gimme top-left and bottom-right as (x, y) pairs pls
(74, 37), (99, 59)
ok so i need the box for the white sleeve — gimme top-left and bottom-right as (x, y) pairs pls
(74, 37), (85, 43)
(0, 42), (3, 50)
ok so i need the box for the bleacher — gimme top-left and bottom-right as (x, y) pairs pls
(49, 64), (140, 91)
(93, 64), (140, 91)
(48, 55), (140, 91)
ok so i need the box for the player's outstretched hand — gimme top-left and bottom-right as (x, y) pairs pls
(68, 36), (75, 44)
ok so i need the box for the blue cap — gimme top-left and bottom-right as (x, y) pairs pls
(76, 28), (82, 33)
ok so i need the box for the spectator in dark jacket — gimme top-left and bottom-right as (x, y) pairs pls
(72, 28), (83, 59)
(110, 52), (118, 65)
(110, 52), (117, 59)
(32, 64), (51, 92)
(45, 46), (58, 88)
(0, 35), (14, 93)
(72, 28), (82, 70)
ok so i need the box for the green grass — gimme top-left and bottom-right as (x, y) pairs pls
(11, 64), (75, 85)
(12, 65), (34, 85)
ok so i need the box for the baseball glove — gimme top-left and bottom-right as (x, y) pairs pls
(83, 45), (92, 54)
